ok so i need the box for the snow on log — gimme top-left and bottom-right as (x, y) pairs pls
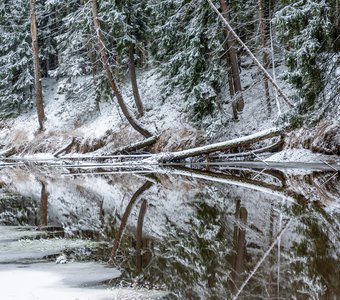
(153, 127), (283, 162)
(111, 135), (158, 155)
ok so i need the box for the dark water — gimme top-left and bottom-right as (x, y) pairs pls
(0, 165), (339, 299)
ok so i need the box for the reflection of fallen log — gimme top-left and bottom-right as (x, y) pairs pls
(155, 127), (283, 162)
(167, 167), (303, 204)
(109, 181), (153, 263)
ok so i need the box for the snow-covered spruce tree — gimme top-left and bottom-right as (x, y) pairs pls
(274, 0), (334, 113)
(149, 0), (227, 122)
(48, 0), (95, 77)
(36, 0), (61, 77)
(0, 0), (33, 118)
(99, 0), (150, 116)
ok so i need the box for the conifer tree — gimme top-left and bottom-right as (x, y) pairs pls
(0, 0), (33, 117)
(150, 0), (226, 121)
(274, 0), (334, 111)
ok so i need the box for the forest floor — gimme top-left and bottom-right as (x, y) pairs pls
(0, 64), (339, 161)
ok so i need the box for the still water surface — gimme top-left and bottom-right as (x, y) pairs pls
(0, 165), (339, 299)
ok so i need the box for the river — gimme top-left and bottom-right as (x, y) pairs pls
(0, 163), (339, 299)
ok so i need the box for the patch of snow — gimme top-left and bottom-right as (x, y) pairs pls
(0, 262), (122, 300)
(265, 148), (338, 163)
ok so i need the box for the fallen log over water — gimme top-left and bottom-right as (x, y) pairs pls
(154, 127), (283, 162)
(111, 135), (158, 155)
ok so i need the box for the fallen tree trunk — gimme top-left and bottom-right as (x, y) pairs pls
(111, 135), (158, 155)
(210, 137), (284, 159)
(53, 137), (76, 158)
(0, 147), (16, 158)
(154, 127), (284, 162)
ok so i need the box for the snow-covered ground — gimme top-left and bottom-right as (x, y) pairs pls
(0, 63), (294, 156)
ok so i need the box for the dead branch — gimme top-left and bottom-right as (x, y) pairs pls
(53, 137), (76, 158)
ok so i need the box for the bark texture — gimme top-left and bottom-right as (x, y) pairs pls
(259, 0), (271, 114)
(30, 0), (45, 131)
(129, 44), (144, 116)
(220, 0), (244, 119)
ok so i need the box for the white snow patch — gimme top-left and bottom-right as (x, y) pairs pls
(265, 148), (338, 163)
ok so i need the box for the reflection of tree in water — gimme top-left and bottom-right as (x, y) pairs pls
(111, 192), (240, 299)
(109, 175), (340, 300)
(0, 191), (36, 225)
(284, 201), (340, 298)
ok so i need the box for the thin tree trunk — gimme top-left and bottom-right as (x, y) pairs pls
(220, 0), (244, 118)
(207, 0), (295, 108)
(91, 0), (152, 138)
(269, 3), (281, 116)
(129, 44), (144, 116)
(259, 0), (271, 115)
(30, 0), (45, 131)
(336, 0), (339, 28)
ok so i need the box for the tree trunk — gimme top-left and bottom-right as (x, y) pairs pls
(336, 0), (339, 28)
(259, 0), (271, 115)
(220, 0), (244, 118)
(91, 0), (152, 138)
(207, 0), (295, 108)
(129, 44), (144, 117)
(30, 0), (45, 131)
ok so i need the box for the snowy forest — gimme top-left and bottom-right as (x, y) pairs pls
(0, 1), (340, 299)
(0, 0), (338, 158)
